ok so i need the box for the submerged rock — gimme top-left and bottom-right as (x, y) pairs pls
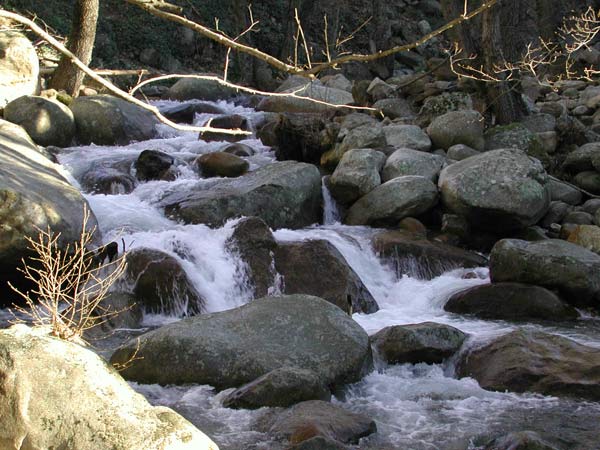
(457, 329), (600, 400)
(438, 149), (550, 232)
(222, 367), (331, 409)
(0, 325), (218, 450)
(490, 239), (600, 308)
(135, 149), (175, 181)
(445, 283), (579, 321)
(372, 230), (486, 279)
(111, 295), (372, 390)
(371, 322), (467, 364)
(162, 161), (322, 230)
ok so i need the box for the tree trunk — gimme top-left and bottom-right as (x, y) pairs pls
(49, 0), (99, 96)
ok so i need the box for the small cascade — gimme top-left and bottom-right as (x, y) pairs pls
(321, 175), (342, 225)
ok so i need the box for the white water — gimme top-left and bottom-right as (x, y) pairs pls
(5, 99), (600, 449)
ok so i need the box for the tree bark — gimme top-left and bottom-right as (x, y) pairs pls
(49, 0), (99, 96)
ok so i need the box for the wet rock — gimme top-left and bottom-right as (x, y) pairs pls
(125, 248), (205, 315)
(372, 230), (487, 280)
(111, 295), (372, 390)
(4, 95), (75, 147)
(457, 329), (600, 400)
(164, 77), (239, 101)
(438, 149), (550, 232)
(0, 325), (218, 450)
(135, 149), (174, 181)
(562, 142), (600, 173)
(548, 178), (582, 205)
(371, 322), (467, 364)
(200, 113), (250, 143)
(274, 240), (379, 314)
(446, 144), (480, 161)
(222, 142), (255, 157)
(427, 110), (484, 151)
(329, 148), (386, 205)
(0, 119), (97, 305)
(160, 101), (225, 123)
(0, 32), (39, 108)
(222, 367), (331, 409)
(383, 124), (432, 152)
(196, 151), (249, 178)
(490, 239), (600, 309)
(81, 166), (136, 194)
(70, 95), (158, 145)
(258, 82), (353, 113)
(262, 400), (376, 445)
(382, 147), (445, 182)
(96, 292), (143, 331)
(163, 161), (322, 230)
(482, 431), (559, 450)
(445, 283), (578, 321)
(226, 217), (277, 298)
(267, 113), (329, 164)
(345, 176), (438, 226)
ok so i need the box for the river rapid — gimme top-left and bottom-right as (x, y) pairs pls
(4, 99), (600, 450)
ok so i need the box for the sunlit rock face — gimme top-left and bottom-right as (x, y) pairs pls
(0, 325), (219, 450)
(0, 31), (39, 108)
(0, 119), (97, 305)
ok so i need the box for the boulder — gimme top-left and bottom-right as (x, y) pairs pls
(372, 98), (414, 119)
(446, 144), (480, 161)
(3, 95), (75, 147)
(444, 283), (579, 321)
(372, 230), (487, 279)
(266, 113), (329, 164)
(548, 178), (582, 205)
(573, 171), (600, 194)
(0, 325), (218, 450)
(322, 123), (386, 169)
(261, 400), (376, 445)
(540, 201), (572, 228)
(164, 77), (239, 101)
(482, 431), (558, 450)
(222, 142), (255, 157)
(135, 149), (175, 181)
(162, 161), (322, 229)
(274, 240), (379, 314)
(70, 95), (158, 145)
(226, 217), (277, 298)
(457, 329), (600, 400)
(258, 82), (354, 113)
(322, 74), (352, 92)
(160, 101), (225, 123)
(0, 119), (97, 305)
(562, 142), (600, 173)
(196, 151), (249, 178)
(484, 123), (547, 163)
(490, 239), (600, 308)
(416, 92), (473, 127)
(222, 367), (331, 409)
(521, 113), (557, 133)
(329, 148), (386, 205)
(383, 124), (432, 152)
(371, 322), (467, 364)
(110, 295), (372, 390)
(345, 176), (438, 226)
(200, 114), (250, 143)
(0, 32), (39, 108)
(562, 210), (593, 225)
(438, 149), (550, 232)
(427, 110), (484, 151)
(366, 77), (396, 101)
(382, 147), (445, 182)
(125, 248), (205, 315)
(567, 224), (600, 254)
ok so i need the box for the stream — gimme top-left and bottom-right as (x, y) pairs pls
(4, 99), (600, 449)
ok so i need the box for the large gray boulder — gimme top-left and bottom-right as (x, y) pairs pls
(258, 82), (354, 113)
(484, 123), (548, 164)
(329, 148), (386, 205)
(0, 32), (39, 108)
(490, 239), (600, 309)
(4, 95), (75, 147)
(426, 109), (485, 151)
(274, 240), (379, 314)
(162, 161), (322, 229)
(445, 283), (579, 321)
(383, 124), (432, 151)
(70, 95), (158, 145)
(562, 142), (600, 173)
(322, 122), (386, 169)
(0, 325), (218, 450)
(0, 119), (96, 306)
(345, 176), (438, 226)
(110, 295), (372, 390)
(382, 147), (445, 182)
(438, 149), (550, 232)
(372, 230), (487, 279)
(371, 322), (467, 364)
(457, 329), (600, 400)
(164, 77), (239, 101)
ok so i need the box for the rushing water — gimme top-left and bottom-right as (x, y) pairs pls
(3, 99), (600, 449)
